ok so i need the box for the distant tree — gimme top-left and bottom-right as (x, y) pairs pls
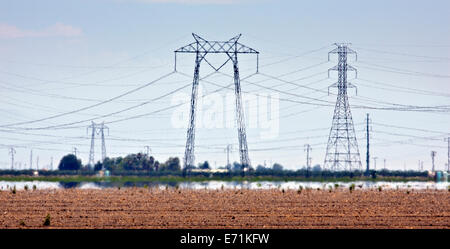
(256, 165), (267, 172)
(232, 162), (242, 172)
(149, 156), (155, 168)
(94, 161), (103, 171)
(272, 163), (283, 172)
(154, 161), (160, 171)
(198, 161), (210, 170)
(58, 154), (82, 171)
(312, 164), (321, 172)
(162, 157), (181, 171)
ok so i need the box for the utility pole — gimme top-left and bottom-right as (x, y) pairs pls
(36, 156), (39, 171)
(9, 147), (16, 170)
(431, 151), (436, 172)
(383, 158), (386, 170)
(373, 157), (378, 171)
(304, 144), (312, 170)
(365, 113), (371, 174)
(324, 43), (361, 171)
(225, 144), (233, 170)
(144, 146), (151, 156)
(73, 147), (78, 157)
(29, 149), (33, 170)
(50, 157), (53, 171)
(445, 137), (449, 172)
(175, 33), (259, 174)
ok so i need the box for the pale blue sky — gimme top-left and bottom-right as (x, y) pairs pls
(0, 0), (449, 171)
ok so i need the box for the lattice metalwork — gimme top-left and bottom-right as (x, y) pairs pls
(175, 33), (259, 173)
(324, 43), (362, 171)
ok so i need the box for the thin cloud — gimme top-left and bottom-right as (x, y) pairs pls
(0, 23), (82, 39)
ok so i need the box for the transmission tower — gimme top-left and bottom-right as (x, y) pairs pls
(87, 121), (109, 168)
(100, 122), (108, 162)
(9, 147), (16, 170)
(304, 144), (312, 170)
(373, 157), (378, 170)
(174, 33), (259, 173)
(324, 43), (362, 171)
(144, 146), (151, 156)
(431, 151), (436, 172)
(88, 122), (96, 168)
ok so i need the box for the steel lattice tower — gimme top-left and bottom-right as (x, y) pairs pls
(174, 33), (259, 172)
(324, 43), (362, 171)
(87, 121), (96, 168)
(87, 121), (109, 169)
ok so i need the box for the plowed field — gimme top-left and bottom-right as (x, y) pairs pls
(1, 188), (448, 228)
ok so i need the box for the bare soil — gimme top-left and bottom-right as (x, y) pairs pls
(1, 188), (449, 228)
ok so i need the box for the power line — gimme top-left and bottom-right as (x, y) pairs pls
(0, 71), (177, 128)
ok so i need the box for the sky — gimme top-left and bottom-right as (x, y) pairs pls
(0, 0), (449, 171)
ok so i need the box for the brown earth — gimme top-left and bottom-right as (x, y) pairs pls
(0, 188), (449, 229)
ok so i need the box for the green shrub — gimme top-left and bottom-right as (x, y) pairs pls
(334, 183), (339, 189)
(297, 186), (303, 194)
(19, 220), (26, 226)
(11, 185), (16, 194)
(43, 214), (51, 226)
(33, 185), (37, 190)
(24, 185), (29, 191)
(349, 184), (355, 193)
(378, 186), (382, 192)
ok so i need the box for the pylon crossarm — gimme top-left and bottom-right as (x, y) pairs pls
(175, 42), (258, 54)
(347, 82), (358, 95)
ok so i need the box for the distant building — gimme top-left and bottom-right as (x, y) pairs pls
(190, 168), (229, 173)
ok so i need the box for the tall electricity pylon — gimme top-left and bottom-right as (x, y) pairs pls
(324, 43), (362, 171)
(100, 122), (108, 162)
(88, 122), (96, 168)
(87, 121), (109, 168)
(174, 33), (259, 173)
